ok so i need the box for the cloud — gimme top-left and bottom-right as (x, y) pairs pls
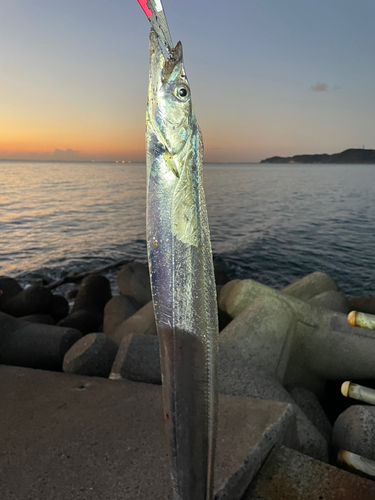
(332, 85), (342, 90)
(52, 148), (81, 159)
(311, 82), (329, 92)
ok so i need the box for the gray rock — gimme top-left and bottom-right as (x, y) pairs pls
(72, 274), (112, 315)
(0, 277), (22, 309)
(1, 285), (54, 317)
(20, 314), (56, 325)
(289, 387), (332, 443)
(110, 333), (161, 384)
(63, 333), (118, 377)
(307, 290), (351, 314)
(117, 261), (152, 306)
(0, 311), (82, 370)
(57, 309), (103, 335)
(109, 300), (156, 346)
(333, 405), (375, 460)
(103, 294), (140, 338)
(282, 271), (339, 301)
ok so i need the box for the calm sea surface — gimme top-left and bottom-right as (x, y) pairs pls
(1, 161), (374, 297)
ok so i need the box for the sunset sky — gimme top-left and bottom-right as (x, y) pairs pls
(1, 0), (374, 163)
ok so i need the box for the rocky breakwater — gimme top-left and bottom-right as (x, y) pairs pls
(3, 264), (375, 482)
(0, 276), (80, 371)
(218, 271), (375, 468)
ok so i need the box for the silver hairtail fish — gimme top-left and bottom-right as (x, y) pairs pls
(146, 29), (219, 500)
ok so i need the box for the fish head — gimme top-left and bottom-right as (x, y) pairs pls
(148, 29), (193, 155)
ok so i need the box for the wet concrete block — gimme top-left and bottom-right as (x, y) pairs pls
(243, 444), (375, 500)
(0, 365), (297, 500)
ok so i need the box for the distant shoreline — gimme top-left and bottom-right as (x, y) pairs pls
(261, 148), (375, 164)
(1, 150), (375, 165)
(0, 159), (259, 165)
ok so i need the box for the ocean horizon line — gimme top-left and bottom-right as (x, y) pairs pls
(0, 159), (261, 165)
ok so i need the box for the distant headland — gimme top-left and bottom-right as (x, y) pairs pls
(261, 148), (375, 164)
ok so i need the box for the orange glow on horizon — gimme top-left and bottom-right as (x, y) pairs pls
(0, 121), (148, 160)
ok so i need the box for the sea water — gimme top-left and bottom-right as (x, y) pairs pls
(1, 161), (374, 297)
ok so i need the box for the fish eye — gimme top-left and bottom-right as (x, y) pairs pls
(174, 84), (190, 101)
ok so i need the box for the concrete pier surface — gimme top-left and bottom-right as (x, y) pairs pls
(0, 365), (296, 500)
(244, 445), (375, 500)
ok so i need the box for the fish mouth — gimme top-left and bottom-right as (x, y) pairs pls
(149, 29), (183, 86)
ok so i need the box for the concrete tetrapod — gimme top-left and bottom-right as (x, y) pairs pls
(109, 300), (156, 346)
(219, 279), (375, 395)
(282, 271), (339, 301)
(63, 333), (118, 378)
(307, 290), (351, 315)
(244, 445), (375, 500)
(107, 295), (328, 461)
(103, 295), (140, 338)
(218, 294), (328, 462)
(289, 387), (332, 443)
(0, 311), (82, 370)
(333, 405), (375, 462)
(110, 333), (161, 384)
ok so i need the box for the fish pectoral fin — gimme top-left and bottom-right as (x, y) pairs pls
(172, 177), (198, 247)
(163, 151), (180, 178)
